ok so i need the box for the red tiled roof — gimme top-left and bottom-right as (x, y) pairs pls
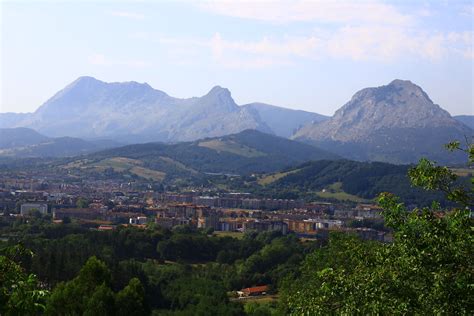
(242, 285), (269, 294)
(98, 225), (115, 230)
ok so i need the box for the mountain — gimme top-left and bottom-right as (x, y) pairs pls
(293, 80), (473, 164)
(0, 77), (331, 143)
(454, 115), (474, 130)
(242, 103), (328, 138)
(0, 127), (49, 148)
(0, 77), (272, 142)
(0, 127), (119, 158)
(66, 130), (339, 180)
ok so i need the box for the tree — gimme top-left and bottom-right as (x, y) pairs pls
(282, 142), (473, 314)
(115, 278), (148, 316)
(45, 256), (113, 315)
(83, 284), (116, 316)
(76, 197), (89, 209)
(0, 245), (49, 316)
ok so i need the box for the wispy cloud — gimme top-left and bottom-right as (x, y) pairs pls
(152, 27), (472, 69)
(199, 0), (413, 26)
(88, 54), (150, 68)
(132, 0), (472, 68)
(109, 11), (145, 20)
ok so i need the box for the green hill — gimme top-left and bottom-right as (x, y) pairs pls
(253, 160), (459, 206)
(60, 130), (338, 182)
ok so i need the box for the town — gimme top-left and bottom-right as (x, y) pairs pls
(0, 169), (390, 243)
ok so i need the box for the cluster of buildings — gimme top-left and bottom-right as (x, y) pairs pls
(0, 172), (389, 241)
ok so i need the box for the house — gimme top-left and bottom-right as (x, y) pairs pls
(129, 216), (148, 225)
(237, 285), (269, 298)
(53, 207), (106, 221)
(98, 225), (116, 231)
(155, 217), (191, 229)
(243, 220), (288, 234)
(197, 214), (220, 230)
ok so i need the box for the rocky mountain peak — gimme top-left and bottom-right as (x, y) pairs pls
(331, 79), (451, 130)
(292, 79), (471, 164)
(72, 75), (101, 84)
(206, 85), (232, 98)
(199, 85), (237, 112)
(389, 78), (415, 87)
(294, 79), (467, 142)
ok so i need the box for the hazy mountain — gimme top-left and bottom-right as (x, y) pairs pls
(0, 127), (49, 148)
(0, 127), (119, 158)
(293, 80), (472, 164)
(73, 129), (339, 178)
(0, 77), (272, 142)
(454, 115), (474, 130)
(242, 103), (328, 138)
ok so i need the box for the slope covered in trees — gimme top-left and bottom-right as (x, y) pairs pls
(249, 159), (463, 206)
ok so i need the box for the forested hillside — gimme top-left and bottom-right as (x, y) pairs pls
(248, 160), (468, 206)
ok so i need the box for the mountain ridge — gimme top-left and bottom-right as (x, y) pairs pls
(0, 77), (325, 143)
(0, 127), (120, 158)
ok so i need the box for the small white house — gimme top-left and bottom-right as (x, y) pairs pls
(129, 216), (148, 225)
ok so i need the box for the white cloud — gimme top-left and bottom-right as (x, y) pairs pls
(324, 26), (449, 61)
(109, 11), (145, 20)
(153, 27), (472, 69)
(88, 54), (150, 68)
(199, 0), (413, 26)
(141, 0), (472, 67)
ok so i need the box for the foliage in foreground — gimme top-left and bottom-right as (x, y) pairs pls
(281, 143), (473, 314)
(0, 245), (49, 316)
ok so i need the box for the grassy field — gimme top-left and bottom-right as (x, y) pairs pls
(94, 157), (143, 171)
(257, 169), (300, 186)
(198, 139), (266, 158)
(314, 182), (368, 202)
(213, 231), (245, 239)
(231, 295), (279, 304)
(129, 166), (166, 181)
(158, 156), (198, 174)
(92, 157), (166, 181)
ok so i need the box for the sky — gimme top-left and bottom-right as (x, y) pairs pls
(1, 0), (473, 116)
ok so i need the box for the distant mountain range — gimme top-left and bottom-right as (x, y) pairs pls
(0, 127), (119, 158)
(0, 77), (471, 164)
(242, 103), (328, 138)
(0, 76), (322, 142)
(293, 80), (472, 164)
(454, 115), (474, 130)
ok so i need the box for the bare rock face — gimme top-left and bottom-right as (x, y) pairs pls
(293, 80), (472, 164)
(0, 77), (272, 142)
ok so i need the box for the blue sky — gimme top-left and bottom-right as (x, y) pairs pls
(1, 0), (472, 116)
